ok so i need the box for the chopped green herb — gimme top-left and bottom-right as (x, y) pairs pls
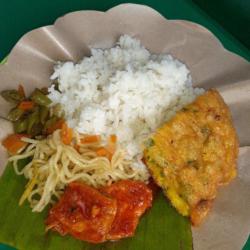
(192, 109), (199, 113)
(182, 107), (189, 112)
(187, 160), (199, 169)
(145, 138), (155, 147)
(201, 126), (211, 135)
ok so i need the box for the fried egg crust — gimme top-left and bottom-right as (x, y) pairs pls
(144, 89), (238, 226)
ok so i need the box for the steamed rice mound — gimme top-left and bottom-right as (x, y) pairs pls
(48, 35), (203, 173)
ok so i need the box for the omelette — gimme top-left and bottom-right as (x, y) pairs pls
(144, 89), (238, 226)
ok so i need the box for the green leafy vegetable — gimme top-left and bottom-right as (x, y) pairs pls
(13, 119), (28, 133)
(0, 90), (24, 104)
(39, 106), (49, 125)
(31, 89), (52, 107)
(27, 108), (40, 134)
(7, 108), (24, 122)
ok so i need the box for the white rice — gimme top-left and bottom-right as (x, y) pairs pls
(48, 35), (203, 173)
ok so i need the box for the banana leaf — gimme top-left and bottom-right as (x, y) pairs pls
(0, 159), (192, 250)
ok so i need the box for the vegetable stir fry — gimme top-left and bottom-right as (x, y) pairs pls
(1, 84), (64, 154)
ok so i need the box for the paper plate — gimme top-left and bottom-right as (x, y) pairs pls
(0, 4), (250, 250)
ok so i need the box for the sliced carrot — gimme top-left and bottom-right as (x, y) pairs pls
(60, 123), (73, 145)
(96, 147), (112, 160)
(47, 119), (65, 134)
(107, 134), (117, 154)
(18, 84), (26, 98)
(18, 101), (34, 111)
(80, 135), (101, 144)
(96, 147), (108, 156)
(109, 134), (117, 144)
(2, 134), (30, 155)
